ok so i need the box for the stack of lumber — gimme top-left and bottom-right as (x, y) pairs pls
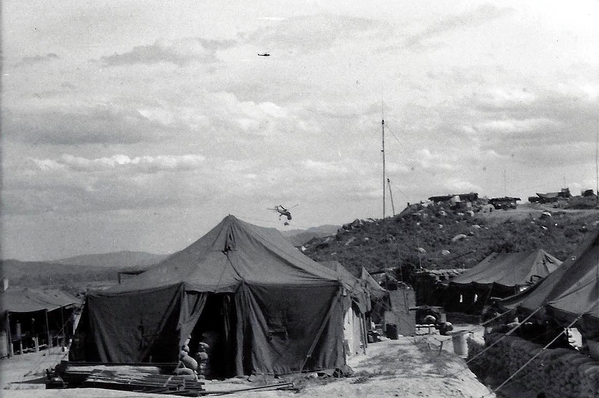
(468, 332), (599, 398)
(52, 361), (206, 395)
(83, 369), (205, 395)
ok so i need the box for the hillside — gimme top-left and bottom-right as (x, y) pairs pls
(302, 203), (599, 282)
(5, 205), (599, 294)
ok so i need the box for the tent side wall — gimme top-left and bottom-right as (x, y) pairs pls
(235, 283), (346, 375)
(344, 302), (366, 357)
(70, 283), (205, 364)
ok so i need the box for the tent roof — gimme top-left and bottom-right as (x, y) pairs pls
(108, 215), (341, 294)
(1, 287), (79, 313)
(319, 261), (361, 292)
(499, 235), (597, 314)
(545, 231), (599, 323)
(450, 250), (562, 289)
(497, 231), (599, 334)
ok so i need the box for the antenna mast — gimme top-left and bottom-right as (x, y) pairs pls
(382, 118), (386, 219)
(387, 178), (396, 216)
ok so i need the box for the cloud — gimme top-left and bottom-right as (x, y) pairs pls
(3, 154), (209, 216)
(15, 53), (59, 67)
(36, 154), (207, 173)
(244, 13), (383, 53)
(405, 4), (513, 49)
(3, 105), (177, 146)
(376, 4), (514, 53)
(470, 87), (599, 154)
(100, 38), (236, 67)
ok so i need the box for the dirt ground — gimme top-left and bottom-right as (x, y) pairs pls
(0, 326), (502, 398)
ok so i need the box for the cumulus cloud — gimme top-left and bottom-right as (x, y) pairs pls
(100, 38), (236, 66)
(3, 154), (209, 216)
(27, 154), (206, 173)
(470, 87), (599, 155)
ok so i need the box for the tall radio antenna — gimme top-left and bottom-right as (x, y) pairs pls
(381, 100), (386, 219)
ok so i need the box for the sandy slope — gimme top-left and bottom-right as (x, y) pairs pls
(1, 332), (495, 398)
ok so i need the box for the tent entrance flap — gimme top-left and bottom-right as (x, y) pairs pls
(186, 294), (236, 379)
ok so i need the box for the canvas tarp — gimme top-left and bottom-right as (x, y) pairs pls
(1, 288), (79, 314)
(319, 261), (370, 313)
(446, 250), (562, 313)
(1, 288), (80, 357)
(499, 231), (599, 339)
(319, 261), (370, 356)
(70, 215), (348, 376)
(361, 268), (388, 300)
(450, 250), (562, 290)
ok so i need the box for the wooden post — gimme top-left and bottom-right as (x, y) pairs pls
(45, 309), (51, 350)
(6, 313), (13, 357)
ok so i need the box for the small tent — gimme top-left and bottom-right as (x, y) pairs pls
(446, 250), (562, 314)
(70, 215), (352, 377)
(1, 287), (80, 357)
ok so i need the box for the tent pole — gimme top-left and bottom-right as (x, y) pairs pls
(45, 309), (50, 350)
(6, 313), (13, 357)
(360, 312), (367, 354)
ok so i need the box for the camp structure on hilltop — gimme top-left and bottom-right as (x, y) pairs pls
(444, 249), (562, 314)
(69, 215), (372, 378)
(1, 287), (80, 357)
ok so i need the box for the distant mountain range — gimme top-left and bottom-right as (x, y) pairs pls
(280, 224), (339, 246)
(50, 251), (170, 268)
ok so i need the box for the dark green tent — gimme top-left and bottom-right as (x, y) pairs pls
(499, 230), (599, 340)
(70, 215), (349, 376)
(446, 249), (561, 314)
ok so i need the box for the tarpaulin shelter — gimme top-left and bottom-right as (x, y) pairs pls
(70, 215), (351, 377)
(445, 250), (562, 314)
(499, 231), (599, 341)
(1, 287), (80, 357)
(319, 261), (369, 356)
(360, 268), (389, 325)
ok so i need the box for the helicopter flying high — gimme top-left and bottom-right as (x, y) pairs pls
(268, 204), (297, 225)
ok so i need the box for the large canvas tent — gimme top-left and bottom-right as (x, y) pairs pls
(70, 215), (353, 377)
(1, 287), (80, 357)
(445, 250), (562, 314)
(499, 231), (599, 341)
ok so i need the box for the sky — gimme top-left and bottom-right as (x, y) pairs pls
(2, 1), (599, 261)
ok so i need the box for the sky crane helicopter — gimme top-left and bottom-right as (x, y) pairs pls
(268, 204), (297, 225)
